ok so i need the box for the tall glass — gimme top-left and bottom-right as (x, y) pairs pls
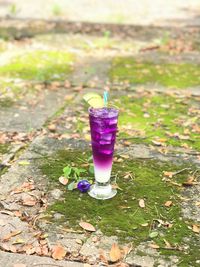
(88, 107), (119, 200)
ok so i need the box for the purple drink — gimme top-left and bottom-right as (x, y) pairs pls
(88, 107), (119, 199)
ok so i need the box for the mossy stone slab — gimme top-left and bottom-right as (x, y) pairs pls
(39, 148), (200, 266)
(109, 57), (200, 88)
(0, 51), (74, 82)
(115, 93), (200, 151)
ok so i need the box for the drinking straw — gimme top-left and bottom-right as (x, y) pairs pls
(103, 91), (108, 107)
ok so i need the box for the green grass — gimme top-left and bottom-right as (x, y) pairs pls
(39, 149), (200, 266)
(0, 51), (74, 81)
(116, 94), (200, 151)
(109, 57), (200, 88)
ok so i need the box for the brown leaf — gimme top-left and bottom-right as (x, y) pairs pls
(164, 201), (173, 207)
(11, 182), (35, 195)
(48, 124), (56, 132)
(79, 221), (96, 232)
(123, 243), (133, 257)
(110, 243), (122, 262)
(182, 176), (195, 187)
(59, 176), (68, 185)
(99, 249), (108, 264)
(120, 154), (130, 159)
(52, 244), (66, 260)
(41, 244), (49, 256)
(22, 195), (37, 206)
(149, 243), (160, 249)
(152, 140), (165, 146)
(112, 184), (123, 190)
(192, 224), (200, 233)
(23, 244), (35, 255)
(139, 199), (145, 208)
(163, 171), (174, 178)
(2, 230), (22, 242)
(13, 211), (22, 217)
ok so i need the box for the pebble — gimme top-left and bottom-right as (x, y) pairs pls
(50, 189), (63, 200)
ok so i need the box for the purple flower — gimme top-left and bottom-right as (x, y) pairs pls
(77, 180), (91, 193)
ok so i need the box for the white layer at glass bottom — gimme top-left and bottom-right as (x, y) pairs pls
(94, 165), (112, 183)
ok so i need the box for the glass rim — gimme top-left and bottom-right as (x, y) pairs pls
(88, 106), (119, 117)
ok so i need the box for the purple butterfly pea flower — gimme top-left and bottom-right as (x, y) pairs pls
(77, 180), (91, 193)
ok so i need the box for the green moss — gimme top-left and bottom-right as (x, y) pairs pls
(116, 94), (200, 151)
(0, 51), (74, 81)
(109, 57), (200, 88)
(39, 149), (199, 266)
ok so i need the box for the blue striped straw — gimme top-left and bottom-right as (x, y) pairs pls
(103, 91), (108, 107)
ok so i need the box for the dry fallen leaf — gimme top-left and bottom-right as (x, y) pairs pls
(13, 264), (27, 267)
(99, 249), (108, 264)
(163, 171), (174, 178)
(195, 201), (200, 207)
(79, 221), (96, 232)
(123, 243), (133, 258)
(139, 199), (145, 208)
(110, 243), (122, 262)
(192, 224), (200, 234)
(152, 140), (163, 146)
(11, 182), (35, 195)
(22, 195), (37, 206)
(48, 124), (56, 132)
(149, 243), (160, 249)
(52, 244), (66, 260)
(164, 201), (173, 207)
(120, 154), (130, 159)
(182, 176), (195, 187)
(2, 230), (22, 242)
(41, 244), (49, 256)
(23, 244), (35, 255)
(59, 176), (68, 185)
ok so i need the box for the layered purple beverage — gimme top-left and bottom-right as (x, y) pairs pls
(89, 107), (118, 185)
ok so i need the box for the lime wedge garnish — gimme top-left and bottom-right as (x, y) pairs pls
(83, 93), (104, 108)
(83, 93), (101, 102)
(88, 97), (104, 108)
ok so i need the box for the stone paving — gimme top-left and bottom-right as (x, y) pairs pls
(0, 3), (200, 267)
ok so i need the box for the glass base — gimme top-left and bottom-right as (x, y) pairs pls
(88, 183), (117, 200)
